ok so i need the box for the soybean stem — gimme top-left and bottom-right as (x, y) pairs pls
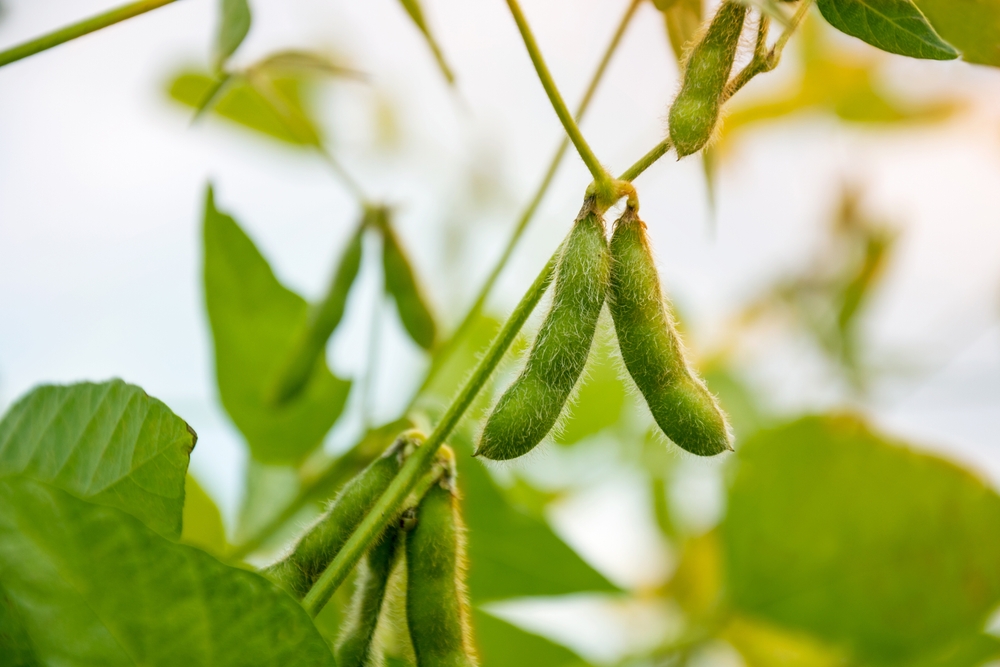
(408, 0), (639, 408)
(302, 248), (560, 616)
(0, 0), (182, 68)
(504, 0), (612, 192)
(618, 138), (673, 183)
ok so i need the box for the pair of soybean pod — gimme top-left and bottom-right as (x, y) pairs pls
(476, 198), (732, 461)
(264, 433), (477, 667)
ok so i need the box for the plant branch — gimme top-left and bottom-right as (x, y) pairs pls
(302, 246), (560, 616)
(504, 0), (612, 195)
(618, 138), (673, 183)
(406, 0), (640, 408)
(0, 0), (183, 68)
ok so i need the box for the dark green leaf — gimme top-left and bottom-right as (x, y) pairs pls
(180, 474), (228, 557)
(0, 585), (37, 667)
(912, 0), (1000, 67)
(168, 71), (320, 146)
(379, 212), (437, 351)
(473, 609), (593, 667)
(0, 380), (194, 539)
(554, 340), (627, 446)
(0, 477), (334, 666)
(203, 186), (351, 464)
(457, 446), (619, 602)
(816, 0), (958, 60)
(723, 415), (1000, 663)
(215, 0), (252, 69)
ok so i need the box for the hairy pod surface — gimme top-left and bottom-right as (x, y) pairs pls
(608, 209), (731, 456)
(667, 0), (747, 157)
(476, 208), (610, 461)
(406, 481), (476, 667)
(335, 527), (400, 667)
(263, 434), (415, 598)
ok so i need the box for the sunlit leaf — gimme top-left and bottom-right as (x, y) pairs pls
(0, 477), (335, 666)
(816, 0), (957, 60)
(215, 0), (252, 70)
(378, 210), (438, 351)
(457, 445), (619, 602)
(723, 615), (850, 667)
(0, 380), (195, 539)
(203, 186), (351, 464)
(723, 415), (1000, 663)
(912, 0), (1000, 67)
(168, 70), (320, 146)
(180, 474), (228, 557)
(474, 609), (593, 667)
(665, 530), (724, 621)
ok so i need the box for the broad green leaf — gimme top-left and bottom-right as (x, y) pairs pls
(474, 609), (593, 667)
(215, 0), (252, 70)
(0, 477), (335, 666)
(554, 340), (627, 446)
(203, 187), (351, 464)
(0, 380), (194, 539)
(723, 415), (1000, 663)
(181, 474), (228, 557)
(378, 211), (437, 352)
(912, 0), (1000, 67)
(168, 71), (320, 146)
(816, 0), (957, 60)
(396, 0), (456, 84)
(457, 446), (618, 602)
(0, 585), (37, 667)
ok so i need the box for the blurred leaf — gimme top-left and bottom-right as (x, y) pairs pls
(816, 0), (958, 60)
(911, 634), (1000, 667)
(395, 0), (456, 84)
(700, 365), (769, 441)
(215, 0), (252, 70)
(660, 0), (703, 65)
(0, 586), (36, 667)
(723, 415), (1000, 663)
(168, 70), (319, 145)
(0, 477), (335, 666)
(665, 530), (724, 621)
(0, 380), (194, 540)
(555, 340), (627, 446)
(473, 609), (593, 667)
(252, 49), (365, 80)
(456, 445), (619, 602)
(203, 186), (351, 464)
(378, 210), (438, 351)
(181, 474), (228, 557)
(912, 0), (1000, 67)
(234, 460), (302, 547)
(423, 313), (502, 408)
(723, 615), (850, 667)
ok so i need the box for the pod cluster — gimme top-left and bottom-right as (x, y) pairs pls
(476, 201), (732, 461)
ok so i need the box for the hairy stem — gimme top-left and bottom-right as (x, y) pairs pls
(408, 0), (640, 407)
(504, 0), (612, 194)
(0, 0), (183, 68)
(302, 247), (560, 616)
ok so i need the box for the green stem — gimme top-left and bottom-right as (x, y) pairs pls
(302, 247), (560, 616)
(0, 0), (183, 68)
(504, 0), (612, 193)
(408, 0), (640, 407)
(618, 138), (673, 183)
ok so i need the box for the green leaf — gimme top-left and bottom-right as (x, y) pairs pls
(457, 446), (619, 602)
(0, 477), (334, 666)
(473, 609), (593, 667)
(167, 70), (320, 146)
(0, 585), (37, 667)
(912, 0), (1000, 67)
(554, 340), (627, 446)
(0, 380), (195, 540)
(378, 211), (438, 352)
(396, 0), (456, 84)
(660, 0), (702, 65)
(215, 0), (252, 70)
(180, 474), (228, 557)
(203, 186), (351, 464)
(723, 415), (1000, 663)
(816, 0), (958, 60)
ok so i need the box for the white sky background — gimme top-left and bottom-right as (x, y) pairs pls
(2, 0), (1000, 661)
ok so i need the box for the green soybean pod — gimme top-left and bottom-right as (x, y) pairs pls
(608, 208), (732, 456)
(475, 206), (610, 461)
(667, 0), (747, 157)
(379, 210), (438, 351)
(406, 480), (476, 667)
(334, 527), (401, 667)
(270, 221), (365, 404)
(263, 433), (418, 598)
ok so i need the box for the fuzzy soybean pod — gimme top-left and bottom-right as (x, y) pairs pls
(263, 433), (417, 598)
(406, 480), (476, 667)
(608, 208), (732, 456)
(475, 207), (610, 461)
(334, 526), (400, 667)
(667, 0), (747, 157)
